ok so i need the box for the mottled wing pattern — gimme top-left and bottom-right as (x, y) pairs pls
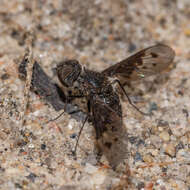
(91, 90), (128, 168)
(102, 44), (175, 82)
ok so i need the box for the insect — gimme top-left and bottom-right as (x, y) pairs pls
(57, 44), (175, 167)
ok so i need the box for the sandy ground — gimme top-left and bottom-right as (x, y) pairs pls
(0, 0), (190, 189)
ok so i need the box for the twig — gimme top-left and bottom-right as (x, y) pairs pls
(20, 33), (35, 128)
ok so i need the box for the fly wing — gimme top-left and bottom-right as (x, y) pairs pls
(91, 92), (128, 168)
(102, 44), (175, 82)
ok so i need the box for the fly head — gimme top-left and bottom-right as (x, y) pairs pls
(57, 60), (82, 87)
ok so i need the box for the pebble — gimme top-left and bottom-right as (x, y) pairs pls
(70, 133), (77, 139)
(150, 149), (158, 157)
(40, 144), (46, 150)
(84, 163), (98, 174)
(149, 102), (158, 112)
(143, 154), (154, 163)
(169, 179), (178, 188)
(184, 28), (190, 37)
(91, 171), (106, 185)
(134, 152), (142, 162)
(26, 173), (37, 182)
(159, 131), (170, 141)
(28, 144), (35, 149)
(164, 143), (176, 157)
(176, 149), (190, 162)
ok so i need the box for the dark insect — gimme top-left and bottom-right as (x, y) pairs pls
(57, 44), (175, 167)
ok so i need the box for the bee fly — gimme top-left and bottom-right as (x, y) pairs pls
(56, 44), (175, 167)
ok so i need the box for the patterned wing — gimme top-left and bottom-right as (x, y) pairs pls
(91, 90), (128, 168)
(102, 44), (175, 82)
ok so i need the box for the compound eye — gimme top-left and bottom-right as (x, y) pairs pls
(57, 60), (82, 87)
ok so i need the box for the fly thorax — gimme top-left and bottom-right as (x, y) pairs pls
(81, 68), (106, 93)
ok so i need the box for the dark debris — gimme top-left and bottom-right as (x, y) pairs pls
(18, 57), (86, 121)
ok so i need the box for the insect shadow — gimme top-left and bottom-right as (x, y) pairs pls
(56, 44), (175, 168)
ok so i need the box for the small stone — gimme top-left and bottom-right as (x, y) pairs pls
(70, 133), (77, 139)
(170, 179), (178, 188)
(145, 182), (154, 189)
(187, 177), (190, 189)
(41, 144), (46, 150)
(26, 173), (37, 182)
(137, 139), (145, 146)
(0, 167), (5, 172)
(134, 152), (142, 162)
(129, 136), (138, 144)
(158, 127), (164, 132)
(91, 170), (106, 185)
(159, 131), (170, 141)
(59, 185), (77, 190)
(128, 42), (136, 52)
(176, 141), (184, 152)
(149, 102), (158, 112)
(84, 163), (98, 174)
(164, 143), (176, 157)
(143, 154), (153, 163)
(15, 183), (22, 189)
(150, 149), (158, 157)
(176, 149), (190, 162)
(157, 120), (169, 127)
(137, 182), (145, 190)
(162, 167), (167, 173)
(1, 73), (10, 80)
(184, 28), (190, 37)
(28, 144), (35, 149)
